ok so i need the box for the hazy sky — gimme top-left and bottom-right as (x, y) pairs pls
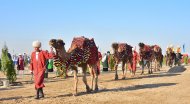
(0, 0), (190, 55)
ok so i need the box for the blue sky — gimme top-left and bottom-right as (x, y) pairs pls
(0, 0), (190, 55)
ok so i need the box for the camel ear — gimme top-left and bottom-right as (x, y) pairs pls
(57, 39), (65, 46)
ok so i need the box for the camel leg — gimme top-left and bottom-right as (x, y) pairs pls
(73, 68), (78, 96)
(121, 62), (126, 79)
(114, 62), (119, 80)
(158, 61), (160, 71)
(150, 62), (153, 74)
(88, 66), (95, 91)
(147, 62), (151, 74)
(154, 60), (157, 72)
(141, 60), (145, 75)
(82, 65), (91, 93)
(92, 64), (99, 92)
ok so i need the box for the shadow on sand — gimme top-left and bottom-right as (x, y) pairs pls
(0, 96), (33, 101)
(167, 66), (186, 73)
(56, 82), (177, 97)
(106, 66), (186, 82)
(106, 73), (181, 82)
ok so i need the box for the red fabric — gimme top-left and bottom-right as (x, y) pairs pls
(127, 63), (132, 71)
(68, 36), (86, 53)
(118, 44), (127, 52)
(86, 40), (99, 64)
(153, 45), (161, 52)
(97, 52), (102, 75)
(68, 36), (98, 65)
(144, 45), (151, 52)
(132, 51), (138, 72)
(17, 56), (24, 70)
(30, 50), (54, 89)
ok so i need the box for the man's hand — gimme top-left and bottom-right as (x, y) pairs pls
(30, 70), (33, 74)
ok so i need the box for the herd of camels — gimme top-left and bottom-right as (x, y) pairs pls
(49, 36), (174, 96)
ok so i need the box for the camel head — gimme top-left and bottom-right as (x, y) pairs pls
(112, 43), (119, 54)
(139, 42), (145, 49)
(49, 39), (67, 62)
(49, 39), (65, 50)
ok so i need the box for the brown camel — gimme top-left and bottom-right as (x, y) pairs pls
(49, 36), (99, 96)
(139, 43), (155, 74)
(152, 45), (163, 72)
(166, 47), (176, 67)
(112, 43), (133, 80)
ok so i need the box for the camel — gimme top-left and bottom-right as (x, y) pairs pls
(49, 36), (99, 96)
(166, 47), (176, 67)
(139, 43), (155, 74)
(152, 45), (163, 72)
(112, 43), (133, 80)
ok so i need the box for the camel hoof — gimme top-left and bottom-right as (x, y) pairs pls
(115, 75), (118, 80)
(115, 77), (118, 80)
(94, 87), (99, 92)
(86, 86), (92, 93)
(148, 71), (151, 74)
(73, 93), (78, 96)
(121, 77), (126, 80)
(86, 89), (92, 93)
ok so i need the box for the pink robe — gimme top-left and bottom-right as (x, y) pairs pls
(132, 51), (138, 72)
(97, 52), (102, 75)
(17, 57), (24, 70)
(30, 50), (54, 89)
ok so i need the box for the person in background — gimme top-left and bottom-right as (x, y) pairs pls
(12, 55), (18, 67)
(30, 40), (54, 99)
(48, 59), (54, 72)
(132, 48), (138, 76)
(160, 54), (164, 68)
(17, 54), (25, 78)
(97, 51), (102, 75)
(102, 51), (110, 71)
(23, 53), (28, 66)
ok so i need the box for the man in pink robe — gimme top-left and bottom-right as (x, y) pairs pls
(132, 50), (138, 76)
(97, 51), (102, 75)
(30, 40), (54, 99)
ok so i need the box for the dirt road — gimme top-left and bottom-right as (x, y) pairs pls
(0, 65), (190, 104)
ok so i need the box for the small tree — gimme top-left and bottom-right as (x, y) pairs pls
(24, 54), (29, 67)
(0, 58), (1, 70)
(109, 54), (115, 71)
(184, 56), (188, 65)
(1, 44), (17, 83)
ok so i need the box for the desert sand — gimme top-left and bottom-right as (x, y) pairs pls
(0, 65), (190, 104)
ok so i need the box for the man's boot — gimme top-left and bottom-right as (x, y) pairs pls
(35, 89), (40, 99)
(39, 88), (44, 98)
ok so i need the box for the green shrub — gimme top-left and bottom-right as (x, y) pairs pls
(109, 54), (115, 71)
(1, 44), (17, 83)
(184, 56), (188, 65)
(0, 59), (1, 70)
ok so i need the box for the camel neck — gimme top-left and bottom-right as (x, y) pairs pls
(57, 47), (70, 62)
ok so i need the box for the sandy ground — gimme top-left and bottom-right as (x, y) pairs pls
(0, 65), (190, 104)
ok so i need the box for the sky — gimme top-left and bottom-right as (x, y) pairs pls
(0, 0), (190, 56)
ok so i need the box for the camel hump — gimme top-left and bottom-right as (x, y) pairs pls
(68, 36), (96, 52)
(117, 43), (126, 52)
(118, 43), (133, 52)
(112, 43), (132, 53)
(153, 45), (161, 53)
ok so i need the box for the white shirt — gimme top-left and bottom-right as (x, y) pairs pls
(36, 52), (39, 61)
